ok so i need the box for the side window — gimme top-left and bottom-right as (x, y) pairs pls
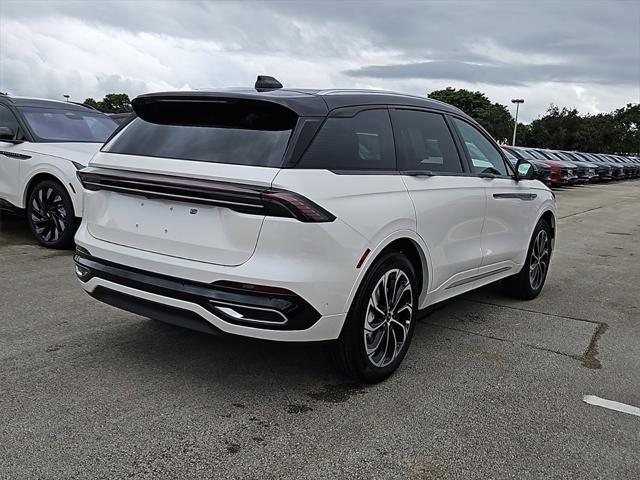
(0, 105), (23, 140)
(452, 118), (509, 176)
(297, 109), (395, 170)
(391, 109), (463, 174)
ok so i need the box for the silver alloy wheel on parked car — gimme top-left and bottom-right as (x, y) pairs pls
(529, 230), (549, 290)
(364, 269), (413, 368)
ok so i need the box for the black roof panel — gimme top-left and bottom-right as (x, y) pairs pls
(132, 88), (466, 118)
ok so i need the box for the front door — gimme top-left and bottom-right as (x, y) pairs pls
(0, 104), (25, 206)
(450, 117), (539, 270)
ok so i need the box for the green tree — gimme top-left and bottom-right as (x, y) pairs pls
(83, 93), (132, 113)
(523, 105), (582, 150)
(428, 87), (514, 142)
(83, 97), (101, 110)
(611, 103), (640, 154)
(522, 103), (639, 154)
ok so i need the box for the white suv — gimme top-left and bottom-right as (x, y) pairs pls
(0, 96), (118, 247)
(74, 78), (556, 382)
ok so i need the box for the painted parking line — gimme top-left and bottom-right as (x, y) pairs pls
(583, 395), (640, 417)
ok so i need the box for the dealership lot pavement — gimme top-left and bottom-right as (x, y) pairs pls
(1, 182), (639, 479)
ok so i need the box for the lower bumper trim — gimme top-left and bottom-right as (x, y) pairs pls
(90, 286), (223, 336)
(75, 254), (322, 331)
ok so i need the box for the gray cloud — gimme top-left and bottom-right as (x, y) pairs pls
(345, 58), (640, 87)
(0, 0), (638, 122)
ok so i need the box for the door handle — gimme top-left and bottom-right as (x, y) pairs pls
(493, 193), (537, 201)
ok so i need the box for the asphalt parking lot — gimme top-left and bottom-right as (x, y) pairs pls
(1, 181), (639, 479)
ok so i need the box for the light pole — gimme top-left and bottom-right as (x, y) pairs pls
(511, 98), (524, 146)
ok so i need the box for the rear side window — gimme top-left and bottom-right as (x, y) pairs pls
(391, 110), (463, 173)
(297, 109), (395, 170)
(105, 100), (296, 167)
(452, 118), (509, 176)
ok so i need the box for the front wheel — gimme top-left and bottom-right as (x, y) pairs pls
(27, 180), (77, 249)
(502, 218), (552, 300)
(332, 252), (418, 383)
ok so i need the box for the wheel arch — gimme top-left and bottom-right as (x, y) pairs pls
(344, 231), (432, 315)
(23, 170), (80, 216)
(540, 209), (556, 243)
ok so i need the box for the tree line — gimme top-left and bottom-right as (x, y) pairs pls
(81, 90), (639, 155)
(428, 87), (639, 155)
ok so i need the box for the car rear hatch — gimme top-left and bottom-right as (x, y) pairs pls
(79, 93), (324, 266)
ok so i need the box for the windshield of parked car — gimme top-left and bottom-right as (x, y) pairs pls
(554, 151), (575, 162)
(20, 107), (118, 143)
(514, 148), (537, 160)
(501, 148), (519, 162)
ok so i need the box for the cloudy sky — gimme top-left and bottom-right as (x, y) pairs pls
(1, 0), (638, 122)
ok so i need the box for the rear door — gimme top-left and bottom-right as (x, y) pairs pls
(391, 108), (486, 292)
(84, 98), (299, 266)
(450, 117), (540, 270)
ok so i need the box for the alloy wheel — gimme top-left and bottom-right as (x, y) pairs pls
(363, 268), (413, 368)
(529, 230), (549, 290)
(30, 186), (68, 243)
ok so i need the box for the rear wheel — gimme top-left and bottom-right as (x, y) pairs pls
(502, 218), (551, 300)
(332, 252), (418, 383)
(27, 180), (77, 249)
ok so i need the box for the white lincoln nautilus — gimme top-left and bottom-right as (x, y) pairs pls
(74, 77), (556, 382)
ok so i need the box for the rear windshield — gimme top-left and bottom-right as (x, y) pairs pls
(104, 100), (296, 167)
(20, 107), (118, 143)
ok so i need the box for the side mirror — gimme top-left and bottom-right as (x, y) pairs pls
(516, 159), (535, 181)
(0, 126), (15, 141)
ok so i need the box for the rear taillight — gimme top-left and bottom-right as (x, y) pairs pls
(77, 167), (335, 223)
(261, 190), (336, 223)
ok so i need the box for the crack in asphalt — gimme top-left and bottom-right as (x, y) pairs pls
(419, 299), (609, 369)
(559, 206), (603, 220)
(462, 298), (603, 325)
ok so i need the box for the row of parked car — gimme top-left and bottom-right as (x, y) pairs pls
(501, 146), (640, 187)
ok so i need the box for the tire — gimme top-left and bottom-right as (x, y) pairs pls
(502, 218), (552, 300)
(332, 251), (418, 384)
(27, 179), (77, 249)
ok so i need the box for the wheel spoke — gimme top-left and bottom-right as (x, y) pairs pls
(366, 329), (386, 359)
(33, 196), (44, 215)
(390, 327), (400, 358)
(382, 272), (391, 312)
(54, 215), (66, 234)
(371, 292), (386, 317)
(395, 304), (412, 316)
(391, 283), (411, 313)
(380, 326), (391, 365)
(389, 318), (408, 338)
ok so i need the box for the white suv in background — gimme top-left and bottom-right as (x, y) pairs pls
(0, 95), (118, 247)
(74, 78), (556, 382)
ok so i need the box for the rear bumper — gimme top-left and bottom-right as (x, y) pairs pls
(75, 254), (346, 342)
